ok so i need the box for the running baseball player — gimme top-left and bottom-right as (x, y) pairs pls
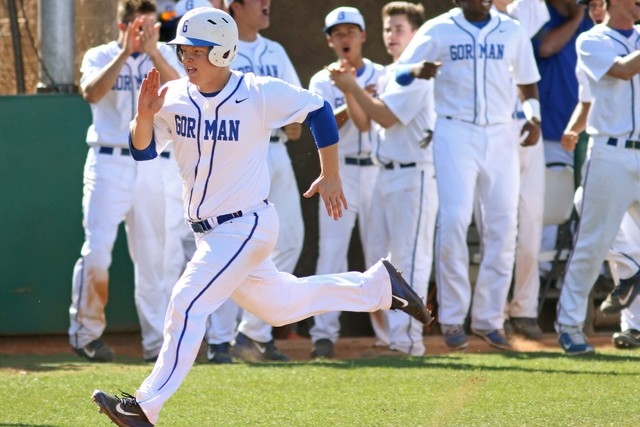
(556, 0), (640, 355)
(91, 8), (432, 426)
(69, 0), (183, 363)
(204, 0), (304, 363)
(396, 0), (541, 351)
(307, 6), (385, 359)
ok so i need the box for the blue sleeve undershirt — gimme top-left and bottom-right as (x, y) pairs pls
(129, 133), (158, 161)
(305, 100), (339, 149)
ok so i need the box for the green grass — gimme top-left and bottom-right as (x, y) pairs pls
(1, 350), (640, 426)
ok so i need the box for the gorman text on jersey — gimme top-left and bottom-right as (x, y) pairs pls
(449, 43), (504, 61)
(175, 115), (240, 141)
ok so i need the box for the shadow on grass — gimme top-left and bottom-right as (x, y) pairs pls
(0, 353), (151, 372)
(236, 351), (640, 377)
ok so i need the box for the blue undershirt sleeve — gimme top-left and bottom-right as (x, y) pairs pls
(395, 64), (416, 87)
(305, 100), (339, 149)
(128, 133), (158, 161)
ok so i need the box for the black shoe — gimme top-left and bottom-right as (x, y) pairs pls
(600, 271), (640, 314)
(230, 332), (290, 362)
(510, 317), (543, 340)
(311, 339), (335, 359)
(207, 342), (233, 364)
(612, 329), (640, 349)
(73, 339), (114, 362)
(92, 390), (153, 427)
(382, 259), (434, 325)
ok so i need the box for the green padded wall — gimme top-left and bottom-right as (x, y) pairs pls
(0, 94), (139, 335)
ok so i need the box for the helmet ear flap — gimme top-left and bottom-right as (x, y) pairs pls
(207, 44), (238, 66)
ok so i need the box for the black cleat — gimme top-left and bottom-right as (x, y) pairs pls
(207, 342), (233, 364)
(311, 339), (335, 359)
(73, 339), (114, 362)
(612, 329), (640, 349)
(600, 271), (640, 314)
(382, 259), (434, 325)
(230, 332), (290, 362)
(92, 390), (153, 427)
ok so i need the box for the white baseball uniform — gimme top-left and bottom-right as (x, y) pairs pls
(363, 64), (438, 356)
(308, 58), (385, 344)
(133, 72), (394, 424)
(399, 8), (540, 331)
(557, 24), (640, 328)
(205, 34), (304, 345)
(496, 0), (549, 319)
(69, 41), (183, 360)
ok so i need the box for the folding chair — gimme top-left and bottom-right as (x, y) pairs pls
(537, 162), (576, 315)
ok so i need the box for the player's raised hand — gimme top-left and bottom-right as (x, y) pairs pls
(415, 61), (441, 80)
(327, 60), (358, 93)
(137, 15), (161, 57)
(137, 68), (167, 118)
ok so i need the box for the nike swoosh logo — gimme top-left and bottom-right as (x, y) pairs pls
(84, 348), (96, 358)
(116, 403), (140, 417)
(619, 289), (633, 306)
(235, 98), (248, 104)
(252, 342), (266, 354)
(392, 295), (409, 308)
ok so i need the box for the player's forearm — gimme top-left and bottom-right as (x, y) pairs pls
(81, 52), (129, 103)
(608, 51), (640, 80)
(564, 102), (590, 135)
(317, 143), (340, 179)
(536, 8), (585, 58)
(344, 92), (371, 132)
(347, 85), (397, 129)
(129, 114), (155, 151)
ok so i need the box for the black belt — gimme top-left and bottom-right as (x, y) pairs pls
(607, 138), (640, 149)
(98, 146), (170, 159)
(383, 162), (416, 170)
(188, 200), (268, 233)
(270, 136), (281, 143)
(99, 146), (130, 156)
(345, 157), (374, 166)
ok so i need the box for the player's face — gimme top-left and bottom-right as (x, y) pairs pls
(587, 0), (606, 23)
(234, 0), (270, 31)
(382, 14), (417, 62)
(326, 24), (365, 64)
(458, 0), (492, 22)
(177, 45), (215, 80)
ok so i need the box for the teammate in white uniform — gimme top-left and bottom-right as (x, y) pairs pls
(493, 0), (549, 340)
(91, 9), (432, 426)
(307, 6), (385, 359)
(396, 0), (541, 351)
(556, 0), (640, 354)
(69, 0), (183, 363)
(204, 0), (303, 363)
(330, 2), (437, 357)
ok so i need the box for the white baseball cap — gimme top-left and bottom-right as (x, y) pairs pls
(323, 6), (365, 34)
(175, 0), (214, 17)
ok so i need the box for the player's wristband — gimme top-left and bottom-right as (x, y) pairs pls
(522, 98), (541, 124)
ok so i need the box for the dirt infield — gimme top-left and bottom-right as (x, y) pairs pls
(0, 332), (618, 361)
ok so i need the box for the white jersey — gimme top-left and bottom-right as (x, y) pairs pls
(309, 58), (385, 157)
(377, 63), (436, 164)
(151, 71), (324, 222)
(506, 0), (550, 38)
(231, 35), (301, 143)
(80, 41), (183, 147)
(398, 8), (540, 126)
(578, 24), (640, 139)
